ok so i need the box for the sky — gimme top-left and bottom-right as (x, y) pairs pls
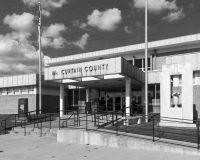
(0, 0), (199, 76)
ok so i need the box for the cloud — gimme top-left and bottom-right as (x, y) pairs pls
(41, 23), (67, 49)
(86, 8), (122, 31)
(42, 23), (67, 38)
(72, 20), (80, 27)
(42, 36), (66, 49)
(22, 0), (67, 9)
(72, 20), (90, 30)
(0, 32), (39, 76)
(124, 26), (133, 34)
(3, 12), (36, 33)
(22, 0), (68, 17)
(42, 9), (51, 17)
(133, 0), (178, 14)
(73, 33), (90, 50)
(162, 8), (185, 23)
(136, 21), (144, 29)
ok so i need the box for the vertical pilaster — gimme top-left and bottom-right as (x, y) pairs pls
(86, 88), (90, 102)
(150, 54), (153, 71)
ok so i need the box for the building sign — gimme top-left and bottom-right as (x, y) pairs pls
(44, 57), (122, 80)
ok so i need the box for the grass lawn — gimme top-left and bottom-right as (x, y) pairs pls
(104, 121), (198, 144)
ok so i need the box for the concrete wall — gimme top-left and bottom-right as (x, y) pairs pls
(57, 129), (200, 156)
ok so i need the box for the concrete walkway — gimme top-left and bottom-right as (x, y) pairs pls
(0, 134), (200, 160)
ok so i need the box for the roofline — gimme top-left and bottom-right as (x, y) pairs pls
(44, 33), (200, 66)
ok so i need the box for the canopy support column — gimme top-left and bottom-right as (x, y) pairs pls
(60, 84), (65, 117)
(125, 77), (131, 116)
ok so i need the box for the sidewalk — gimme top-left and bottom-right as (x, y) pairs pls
(0, 134), (200, 160)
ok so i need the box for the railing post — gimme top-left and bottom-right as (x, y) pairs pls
(153, 118), (155, 142)
(50, 113), (51, 129)
(59, 112), (60, 129)
(94, 109), (96, 127)
(86, 111), (88, 131)
(98, 114), (100, 128)
(15, 114), (16, 127)
(24, 121), (26, 136)
(74, 111), (75, 127)
(77, 110), (79, 126)
(116, 113), (118, 136)
(158, 117), (160, 138)
(40, 120), (42, 137)
(33, 114), (35, 128)
(198, 124), (199, 150)
(112, 112), (114, 126)
(5, 120), (6, 134)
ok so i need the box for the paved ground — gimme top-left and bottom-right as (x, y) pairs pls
(0, 134), (200, 160)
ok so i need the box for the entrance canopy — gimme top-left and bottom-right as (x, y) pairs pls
(44, 57), (145, 89)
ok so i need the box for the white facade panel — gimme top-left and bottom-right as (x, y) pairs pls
(18, 75), (23, 85)
(23, 75), (29, 85)
(3, 77), (8, 87)
(8, 77), (13, 86)
(0, 78), (3, 87)
(13, 76), (18, 86)
(45, 57), (122, 80)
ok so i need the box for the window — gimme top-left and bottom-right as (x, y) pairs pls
(0, 88), (7, 95)
(14, 87), (20, 93)
(28, 86), (34, 93)
(21, 87), (27, 93)
(7, 88), (13, 94)
(135, 58), (150, 71)
(193, 71), (200, 85)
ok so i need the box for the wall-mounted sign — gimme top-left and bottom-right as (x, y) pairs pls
(44, 57), (122, 80)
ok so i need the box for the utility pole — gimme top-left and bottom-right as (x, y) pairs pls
(38, 1), (42, 114)
(145, 0), (148, 122)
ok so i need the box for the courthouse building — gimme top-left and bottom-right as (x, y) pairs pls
(1, 33), (200, 122)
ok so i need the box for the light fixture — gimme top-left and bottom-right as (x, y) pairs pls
(62, 79), (78, 83)
(104, 74), (124, 79)
(82, 77), (100, 81)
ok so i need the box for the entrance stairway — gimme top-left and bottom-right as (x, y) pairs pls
(9, 112), (122, 137)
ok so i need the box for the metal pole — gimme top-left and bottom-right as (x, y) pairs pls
(153, 118), (154, 142)
(49, 113), (51, 129)
(40, 120), (42, 137)
(94, 109), (96, 126)
(145, 0), (148, 122)
(198, 124), (199, 149)
(116, 114), (118, 136)
(38, 1), (42, 114)
(73, 90), (74, 105)
(121, 86), (123, 110)
(59, 112), (60, 129)
(5, 120), (6, 134)
(155, 84), (156, 112)
(15, 114), (16, 127)
(86, 111), (88, 131)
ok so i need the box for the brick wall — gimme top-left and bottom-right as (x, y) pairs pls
(0, 94), (60, 114)
(0, 94), (37, 114)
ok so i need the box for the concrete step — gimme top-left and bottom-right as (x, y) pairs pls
(10, 127), (58, 138)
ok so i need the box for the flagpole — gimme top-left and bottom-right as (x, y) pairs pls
(38, 1), (42, 114)
(145, 0), (148, 122)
